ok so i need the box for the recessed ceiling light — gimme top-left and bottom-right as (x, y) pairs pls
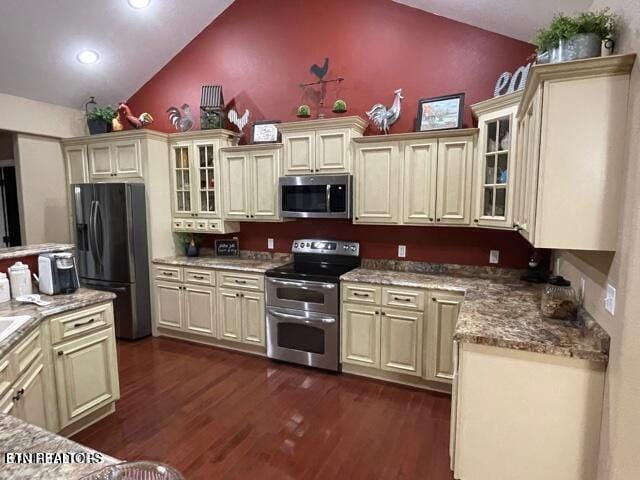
(76, 49), (100, 65)
(128, 0), (150, 9)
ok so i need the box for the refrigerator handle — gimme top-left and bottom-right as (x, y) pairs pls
(95, 200), (105, 263)
(89, 201), (101, 266)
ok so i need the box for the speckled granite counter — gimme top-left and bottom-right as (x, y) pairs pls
(153, 255), (290, 273)
(0, 244), (74, 261)
(0, 413), (118, 479)
(341, 268), (610, 363)
(0, 289), (116, 359)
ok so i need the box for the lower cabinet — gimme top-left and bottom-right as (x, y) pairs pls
(52, 328), (119, 429)
(342, 282), (461, 388)
(155, 280), (216, 337)
(217, 288), (265, 346)
(13, 355), (49, 429)
(156, 281), (184, 330)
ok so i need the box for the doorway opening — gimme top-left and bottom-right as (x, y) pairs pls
(0, 131), (22, 247)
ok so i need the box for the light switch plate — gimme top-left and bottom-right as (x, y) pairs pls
(489, 250), (500, 264)
(398, 245), (406, 258)
(267, 238), (274, 250)
(605, 284), (616, 315)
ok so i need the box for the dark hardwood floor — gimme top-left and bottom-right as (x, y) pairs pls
(73, 337), (454, 480)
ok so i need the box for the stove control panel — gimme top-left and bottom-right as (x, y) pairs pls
(292, 239), (360, 256)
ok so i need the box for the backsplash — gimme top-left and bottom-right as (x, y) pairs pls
(360, 258), (525, 280)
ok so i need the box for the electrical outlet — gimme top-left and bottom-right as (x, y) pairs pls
(398, 245), (406, 258)
(605, 284), (616, 315)
(267, 238), (274, 250)
(489, 250), (500, 264)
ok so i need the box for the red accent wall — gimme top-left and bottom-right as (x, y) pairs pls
(127, 0), (535, 268)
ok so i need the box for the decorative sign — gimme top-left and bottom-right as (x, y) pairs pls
(494, 63), (532, 97)
(252, 120), (281, 144)
(215, 239), (239, 257)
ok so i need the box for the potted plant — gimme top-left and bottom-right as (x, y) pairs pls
(86, 106), (117, 135)
(533, 9), (617, 64)
(176, 233), (202, 257)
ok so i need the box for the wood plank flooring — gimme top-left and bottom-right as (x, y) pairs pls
(73, 337), (454, 480)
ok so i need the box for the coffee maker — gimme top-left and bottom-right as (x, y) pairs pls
(38, 253), (80, 295)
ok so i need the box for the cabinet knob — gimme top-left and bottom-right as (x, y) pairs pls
(235, 293), (240, 297)
(381, 312), (386, 316)
(432, 297), (437, 302)
(428, 217), (434, 222)
(57, 351), (64, 356)
(375, 311), (379, 315)
(436, 218), (441, 222)
(474, 219), (479, 223)
(355, 217), (359, 221)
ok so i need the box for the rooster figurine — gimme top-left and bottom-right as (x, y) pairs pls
(117, 102), (154, 129)
(310, 58), (329, 80)
(228, 108), (250, 134)
(167, 104), (194, 132)
(366, 88), (404, 134)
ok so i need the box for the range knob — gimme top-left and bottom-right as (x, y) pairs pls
(351, 245), (356, 251)
(343, 244), (348, 250)
(294, 242), (298, 248)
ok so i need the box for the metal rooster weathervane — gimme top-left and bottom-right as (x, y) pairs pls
(366, 88), (404, 134)
(300, 57), (344, 111)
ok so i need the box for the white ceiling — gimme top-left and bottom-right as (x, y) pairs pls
(0, 0), (596, 111)
(393, 0), (594, 42)
(0, 0), (233, 110)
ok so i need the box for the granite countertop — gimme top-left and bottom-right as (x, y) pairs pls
(0, 413), (118, 479)
(0, 289), (116, 359)
(0, 244), (74, 261)
(153, 255), (290, 273)
(341, 268), (610, 363)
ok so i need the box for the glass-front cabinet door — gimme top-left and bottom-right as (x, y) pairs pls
(194, 141), (219, 218)
(171, 143), (192, 215)
(474, 103), (518, 229)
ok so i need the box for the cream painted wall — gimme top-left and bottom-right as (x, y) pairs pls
(555, 3), (640, 479)
(0, 93), (85, 138)
(14, 133), (70, 244)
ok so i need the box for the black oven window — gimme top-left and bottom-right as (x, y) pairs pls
(276, 287), (325, 304)
(281, 185), (327, 212)
(329, 184), (347, 212)
(277, 323), (325, 354)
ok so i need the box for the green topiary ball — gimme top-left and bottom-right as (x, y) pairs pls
(332, 99), (347, 113)
(297, 105), (311, 117)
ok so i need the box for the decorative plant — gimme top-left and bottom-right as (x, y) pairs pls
(176, 232), (202, 246)
(86, 106), (117, 123)
(533, 9), (617, 52)
(297, 104), (311, 118)
(332, 99), (347, 113)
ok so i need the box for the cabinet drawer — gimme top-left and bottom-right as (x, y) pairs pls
(172, 219), (184, 230)
(155, 265), (183, 282)
(342, 283), (381, 305)
(195, 220), (208, 231)
(207, 220), (222, 232)
(217, 271), (264, 291)
(49, 304), (113, 344)
(185, 269), (215, 286)
(183, 220), (196, 230)
(382, 287), (425, 310)
(12, 328), (42, 375)
(0, 357), (13, 400)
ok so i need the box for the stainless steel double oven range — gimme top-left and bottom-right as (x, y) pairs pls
(265, 239), (360, 371)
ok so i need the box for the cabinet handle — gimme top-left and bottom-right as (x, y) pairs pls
(381, 312), (386, 316)
(429, 217), (434, 222)
(352, 292), (369, 297)
(355, 217), (359, 221)
(234, 280), (247, 284)
(162, 272), (173, 276)
(375, 311), (379, 315)
(57, 351), (64, 356)
(235, 293), (240, 297)
(436, 218), (441, 222)
(474, 219), (479, 223)
(393, 296), (411, 302)
(193, 275), (205, 279)
(432, 297), (437, 302)
(73, 318), (96, 328)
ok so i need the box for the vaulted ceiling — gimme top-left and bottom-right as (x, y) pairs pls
(0, 0), (594, 111)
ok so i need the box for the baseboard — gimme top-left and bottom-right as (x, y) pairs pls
(342, 363), (452, 394)
(155, 328), (267, 357)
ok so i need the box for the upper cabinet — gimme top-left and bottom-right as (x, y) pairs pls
(220, 144), (283, 222)
(470, 91), (521, 229)
(353, 130), (477, 226)
(512, 54), (635, 250)
(168, 130), (241, 234)
(278, 116), (367, 175)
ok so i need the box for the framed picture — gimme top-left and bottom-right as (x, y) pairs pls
(416, 93), (465, 132)
(251, 120), (281, 144)
(215, 239), (239, 257)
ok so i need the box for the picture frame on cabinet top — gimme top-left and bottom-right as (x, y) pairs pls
(416, 93), (465, 132)
(251, 120), (281, 144)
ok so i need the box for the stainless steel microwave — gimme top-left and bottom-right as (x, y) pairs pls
(279, 174), (352, 219)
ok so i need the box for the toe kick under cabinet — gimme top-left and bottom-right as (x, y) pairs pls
(341, 282), (462, 392)
(153, 264), (266, 353)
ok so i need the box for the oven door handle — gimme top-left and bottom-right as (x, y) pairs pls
(268, 309), (336, 324)
(268, 278), (336, 289)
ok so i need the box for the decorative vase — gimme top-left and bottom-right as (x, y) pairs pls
(548, 33), (601, 64)
(185, 243), (199, 257)
(87, 119), (110, 135)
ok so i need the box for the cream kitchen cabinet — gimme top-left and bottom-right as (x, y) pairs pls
(279, 116), (367, 175)
(425, 290), (463, 383)
(380, 308), (423, 376)
(13, 356), (49, 430)
(471, 92), (521, 229)
(87, 139), (143, 180)
(154, 266), (216, 337)
(169, 130), (240, 234)
(217, 288), (266, 346)
(511, 54), (635, 250)
(220, 144), (282, 222)
(342, 303), (380, 368)
(353, 129), (477, 227)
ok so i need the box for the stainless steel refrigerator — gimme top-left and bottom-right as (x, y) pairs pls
(72, 183), (151, 339)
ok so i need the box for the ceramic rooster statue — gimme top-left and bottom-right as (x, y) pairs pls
(366, 88), (404, 134)
(118, 102), (153, 129)
(310, 57), (329, 80)
(228, 108), (250, 134)
(167, 104), (194, 132)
